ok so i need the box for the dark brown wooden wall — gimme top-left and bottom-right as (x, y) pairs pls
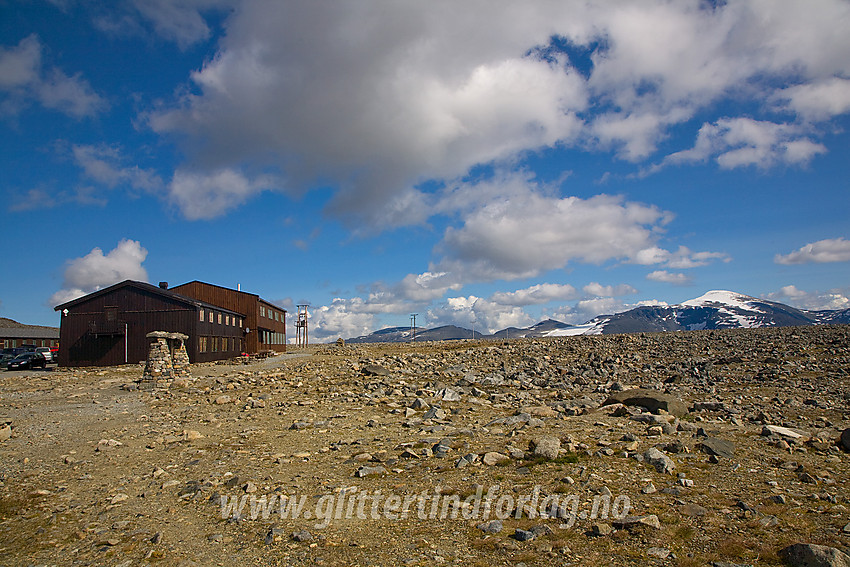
(58, 286), (196, 367)
(58, 285), (243, 367)
(172, 282), (286, 353)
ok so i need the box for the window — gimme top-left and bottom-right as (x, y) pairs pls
(217, 313), (222, 324)
(199, 336), (208, 353)
(225, 315), (230, 325)
(239, 318), (243, 328)
(209, 311), (214, 323)
(199, 309), (205, 322)
(260, 306), (266, 318)
(212, 337), (218, 352)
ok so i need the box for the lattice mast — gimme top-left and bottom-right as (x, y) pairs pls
(296, 305), (309, 346)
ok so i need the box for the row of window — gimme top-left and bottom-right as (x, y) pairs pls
(259, 305), (284, 323)
(198, 336), (242, 354)
(199, 308), (242, 328)
(260, 330), (285, 345)
(3, 339), (58, 348)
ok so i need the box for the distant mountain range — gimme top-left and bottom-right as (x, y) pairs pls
(346, 290), (850, 343)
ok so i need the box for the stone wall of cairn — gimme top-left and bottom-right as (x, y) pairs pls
(140, 331), (190, 390)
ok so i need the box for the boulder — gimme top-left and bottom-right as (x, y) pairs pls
(779, 543), (850, 567)
(361, 364), (390, 377)
(531, 436), (561, 460)
(602, 389), (688, 416)
(699, 437), (736, 459)
(644, 447), (675, 474)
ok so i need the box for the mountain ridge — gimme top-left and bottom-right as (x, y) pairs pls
(345, 290), (850, 343)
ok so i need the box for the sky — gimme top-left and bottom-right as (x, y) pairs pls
(1, 0), (849, 342)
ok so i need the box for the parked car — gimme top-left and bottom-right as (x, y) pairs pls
(1, 348), (29, 365)
(6, 352), (47, 370)
(36, 347), (53, 362)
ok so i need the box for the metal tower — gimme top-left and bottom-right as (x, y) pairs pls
(296, 305), (309, 346)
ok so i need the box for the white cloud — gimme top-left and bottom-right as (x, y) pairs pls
(0, 35), (104, 118)
(167, 168), (277, 220)
(775, 77), (850, 121)
(764, 285), (850, 311)
(774, 237), (850, 265)
(138, 1), (850, 223)
(491, 283), (579, 306)
(582, 282), (637, 297)
(91, 0), (230, 49)
(632, 245), (730, 269)
(646, 270), (693, 285)
(395, 271), (461, 303)
(428, 295), (534, 334)
(73, 144), (163, 193)
(50, 239), (149, 306)
(8, 184), (108, 212)
(660, 118), (827, 171)
(0, 35), (41, 89)
(436, 185), (674, 281)
(310, 300), (379, 342)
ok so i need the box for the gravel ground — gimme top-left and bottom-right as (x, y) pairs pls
(1, 326), (848, 566)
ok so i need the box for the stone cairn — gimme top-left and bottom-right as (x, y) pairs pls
(139, 331), (191, 390)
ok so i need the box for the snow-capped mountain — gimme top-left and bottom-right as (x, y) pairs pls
(580, 290), (833, 335)
(344, 291), (849, 343)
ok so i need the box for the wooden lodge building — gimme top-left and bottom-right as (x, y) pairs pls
(170, 281), (287, 356)
(54, 280), (286, 367)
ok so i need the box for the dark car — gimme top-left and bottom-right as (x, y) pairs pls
(6, 352), (47, 370)
(1, 348), (29, 366)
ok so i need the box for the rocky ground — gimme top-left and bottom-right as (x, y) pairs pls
(1, 326), (849, 567)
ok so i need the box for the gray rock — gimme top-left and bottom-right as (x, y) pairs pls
(291, 530), (313, 542)
(680, 503), (708, 516)
(482, 452), (509, 466)
(477, 520), (503, 534)
(422, 407), (447, 420)
(531, 436), (561, 460)
(643, 447), (675, 474)
(762, 424), (807, 440)
(647, 547), (674, 559)
(361, 364), (390, 376)
(354, 465), (387, 477)
(602, 389), (688, 416)
(512, 528), (535, 542)
(699, 437), (735, 459)
(455, 453), (478, 468)
(410, 398), (429, 410)
(438, 388), (462, 402)
(589, 522), (614, 536)
(612, 514), (662, 530)
(779, 543), (850, 567)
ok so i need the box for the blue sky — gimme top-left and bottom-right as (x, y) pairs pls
(2, 0), (849, 341)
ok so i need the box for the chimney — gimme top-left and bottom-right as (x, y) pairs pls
(159, 282), (168, 289)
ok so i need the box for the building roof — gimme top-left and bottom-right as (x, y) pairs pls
(53, 280), (245, 317)
(0, 326), (59, 339)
